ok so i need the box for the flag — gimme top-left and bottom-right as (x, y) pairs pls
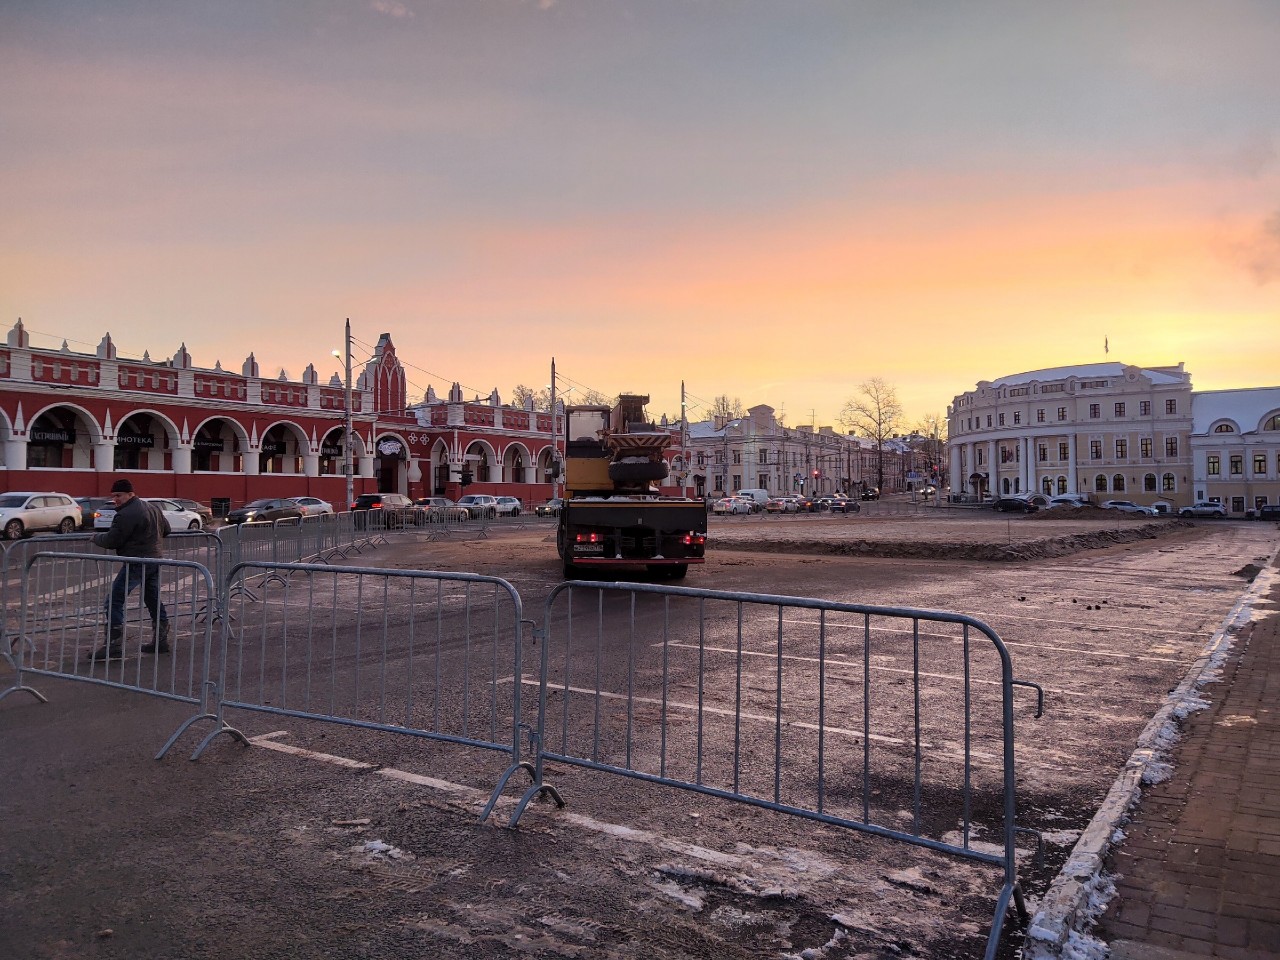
(1105, 336), (1109, 355)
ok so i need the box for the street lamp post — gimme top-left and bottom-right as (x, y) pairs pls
(332, 318), (354, 510)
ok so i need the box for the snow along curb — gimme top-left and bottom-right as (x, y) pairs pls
(1022, 558), (1278, 958)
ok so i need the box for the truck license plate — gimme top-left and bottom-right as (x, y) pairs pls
(574, 544), (604, 554)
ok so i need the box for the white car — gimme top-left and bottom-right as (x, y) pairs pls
(494, 496), (522, 516)
(1100, 500), (1158, 516)
(289, 496), (334, 517)
(95, 497), (205, 531)
(1178, 500), (1228, 519)
(455, 494), (499, 519)
(712, 497), (752, 515)
(0, 492), (82, 540)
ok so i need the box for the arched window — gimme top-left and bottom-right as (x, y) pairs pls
(1264, 414), (1280, 431)
(1095, 474), (1108, 492)
(1162, 473), (1176, 492)
(1002, 477), (1011, 494)
(1057, 476), (1067, 494)
(1112, 474), (1126, 492)
(1144, 473), (1157, 492)
(1042, 477), (1053, 495)
(1213, 423), (1235, 433)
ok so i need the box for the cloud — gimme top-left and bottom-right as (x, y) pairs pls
(1235, 210), (1280, 284)
(370, 0), (413, 18)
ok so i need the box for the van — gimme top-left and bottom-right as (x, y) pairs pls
(734, 489), (771, 512)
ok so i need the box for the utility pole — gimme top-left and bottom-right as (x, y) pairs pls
(342, 318), (354, 509)
(550, 357), (558, 501)
(680, 380), (688, 498)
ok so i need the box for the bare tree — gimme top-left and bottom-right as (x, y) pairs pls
(913, 412), (948, 480)
(710, 395), (744, 422)
(840, 378), (904, 493)
(511, 384), (552, 411)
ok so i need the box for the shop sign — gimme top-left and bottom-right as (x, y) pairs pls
(377, 438), (403, 457)
(193, 436), (225, 452)
(321, 443), (344, 458)
(260, 441), (286, 455)
(116, 433), (155, 448)
(30, 427), (75, 444)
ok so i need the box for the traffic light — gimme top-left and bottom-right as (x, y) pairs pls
(812, 469), (819, 479)
(460, 468), (473, 488)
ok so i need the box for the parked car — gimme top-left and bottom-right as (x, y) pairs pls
(764, 497), (797, 514)
(0, 492), (82, 540)
(289, 496), (334, 517)
(712, 497), (752, 515)
(534, 498), (563, 517)
(494, 496), (523, 517)
(992, 496), (1038, 513)
(413, 496), (456, 522)
(351, 492), (416, 528)
(859, 488), (880, 501)
(174, 498), (214, 526)
(1258, 504), (1280, 521)
(827, 498), (860, 515)
(455, 494), (499, 520)
(793, 496), (821, 513)
(75, 496), (115, 530)
(1048, 495), (1089, 508)
(225, 498), (305, 524)
(94, 497), (204, 531)
(1178, 500), (1229, 519)
(1101, 500), (1158, 516)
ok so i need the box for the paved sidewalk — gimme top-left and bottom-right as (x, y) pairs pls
(1098, 567), (1280, 959)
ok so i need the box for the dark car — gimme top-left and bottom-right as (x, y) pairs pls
(992, 496), (1038, 513)
(353, 492), (415, 527)
(74, 496), (115, 530)
(224, 498), (304, 524)
(1258, 504), (1280, 521)
(535, 498), (564, 517)
(827, 498), (860, 515)
(175, 498), (214, 526)
(859, 488), (880, 501)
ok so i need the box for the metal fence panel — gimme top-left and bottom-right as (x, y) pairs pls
(217, 561), (538, 818)
(0, 551), (247, 758)
(524, 580), (1042, 960)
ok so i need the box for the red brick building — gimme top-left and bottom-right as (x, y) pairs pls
(0, 320), (580, 510)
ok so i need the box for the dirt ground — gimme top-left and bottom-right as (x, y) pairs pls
(3, 513), (1276, 959)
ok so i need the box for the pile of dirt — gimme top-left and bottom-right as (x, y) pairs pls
(717, 519), (1189, 562)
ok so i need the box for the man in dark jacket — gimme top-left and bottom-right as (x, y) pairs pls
(87, 478), (172, 661)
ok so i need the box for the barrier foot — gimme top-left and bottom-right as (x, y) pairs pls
(0, 682), (49, 705)
(478, 760), (565, 826)
(509, 781), (565, 827)
(981, 882), (1017, 960)
(154, 713), (250, 761)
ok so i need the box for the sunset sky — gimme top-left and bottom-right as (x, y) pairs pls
(2, 1), (1277, 429)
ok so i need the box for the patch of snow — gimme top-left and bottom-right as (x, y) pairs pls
(654, 879), (705, 911)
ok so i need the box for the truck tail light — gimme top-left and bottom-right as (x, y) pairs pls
(682, 533), (706, 546)
(575, 532), (602, 543)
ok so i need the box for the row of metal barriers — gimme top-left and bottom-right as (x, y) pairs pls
(1, 547), (1044, 960)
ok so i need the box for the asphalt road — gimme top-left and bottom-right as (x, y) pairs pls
(2, 516), (1275, 959)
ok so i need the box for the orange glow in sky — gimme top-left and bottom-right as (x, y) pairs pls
(2, 2), (1277, 428)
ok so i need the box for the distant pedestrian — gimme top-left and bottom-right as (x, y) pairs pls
(87, 479), (172, 661)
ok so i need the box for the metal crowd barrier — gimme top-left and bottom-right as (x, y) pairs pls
(214, 561), (547, 816)
(2, 531), (224, 646)
(516, 580), (1045, 960)
(0, 552), (247, 758)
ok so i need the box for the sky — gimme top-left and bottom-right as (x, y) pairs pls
(2, 1), (1278, 430)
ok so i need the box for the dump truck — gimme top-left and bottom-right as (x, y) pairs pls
(556, 395), (707, 579)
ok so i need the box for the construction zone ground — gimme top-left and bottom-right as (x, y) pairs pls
(3, 508), (1277, 959)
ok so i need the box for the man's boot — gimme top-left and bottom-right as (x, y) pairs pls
(141, 620), (171, 655)
(88, 627), (125, 662)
